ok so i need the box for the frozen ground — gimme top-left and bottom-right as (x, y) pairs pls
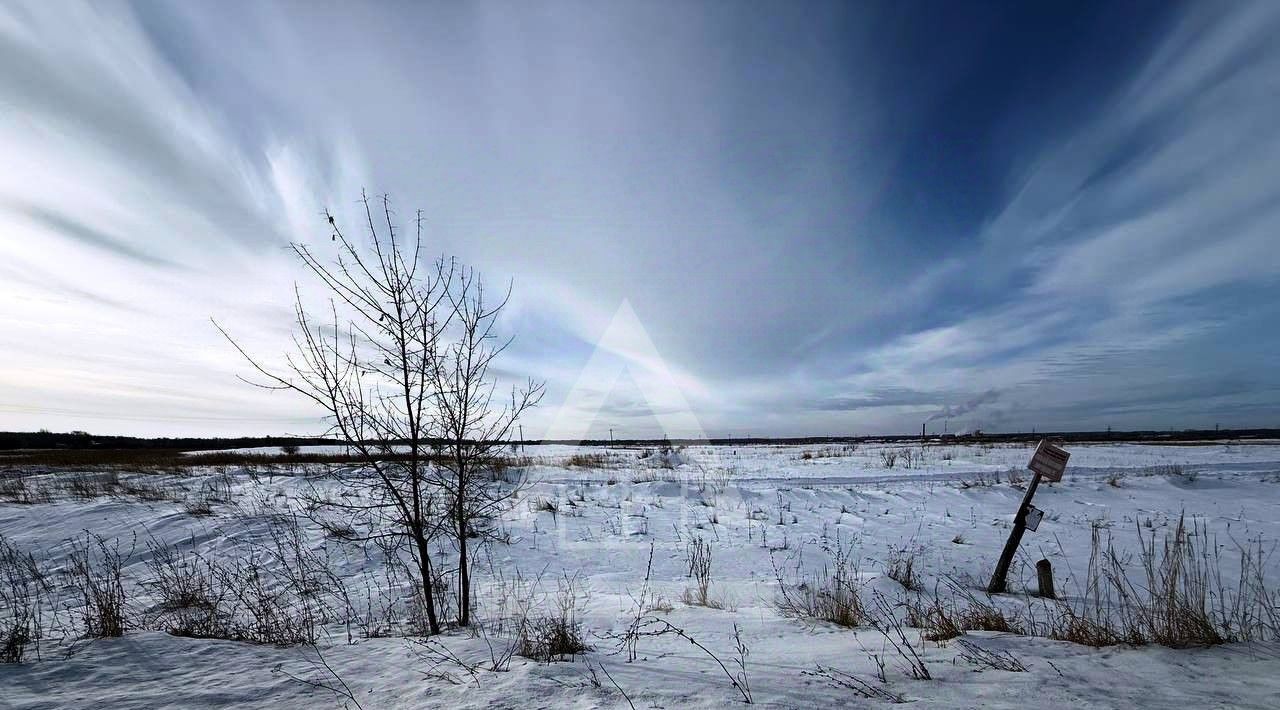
(3, 441), (1280, 709)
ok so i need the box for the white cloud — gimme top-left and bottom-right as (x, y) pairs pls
(1, 1), (1277, 437)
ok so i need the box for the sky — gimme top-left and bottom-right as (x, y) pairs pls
(1, 0), (1278, 439)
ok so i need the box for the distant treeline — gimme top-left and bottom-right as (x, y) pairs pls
(0, 431), (336, 452)
(3, 427), (1276, 453)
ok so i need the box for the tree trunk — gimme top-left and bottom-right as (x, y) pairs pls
(414, 532), (441, 635)
(457, 497), (470, 627)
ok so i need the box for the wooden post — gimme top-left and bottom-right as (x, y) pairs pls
(1036, 559), (1055, 599)
(986, 470), (1042, 594)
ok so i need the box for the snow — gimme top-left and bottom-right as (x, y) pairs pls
(3, 441), (1280, 708)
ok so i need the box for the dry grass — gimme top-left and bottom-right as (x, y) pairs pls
(905, 591), (961, 642)
(531, 497), (560, 516)
(136, 518), (353, 647)
(0, 474), (51, 504)
(1045, 515), (1277, 647)
(1049, 610), (1129, 647)
(182, 500), (215, 517)
(564, 453), (613, 468)
(799, 445), (858, 461)
(0, 535), (48, 662)
(885, 546), (921, 591)
(142, 537), (231, 639)
(955, 638), (1027, 672)
(518, 576), (591, 662)
(955, 595), (1024, 635)
(773, 535), (865, 628)
(906, 582), (1024, 642)
(67, 533), (130, 638)
(682, 537), (723, 609)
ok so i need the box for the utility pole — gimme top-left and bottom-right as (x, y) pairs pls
(609, 428), (614, 449)
(518, 424), (523, 452)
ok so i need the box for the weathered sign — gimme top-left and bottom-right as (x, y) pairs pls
(987, 440), (1071, 593)
(1028, 439), (1069, 482)
(1025, 505), (1044, 532)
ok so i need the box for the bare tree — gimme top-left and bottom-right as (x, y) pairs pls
(216, 193), (542, 635)
(429, 267), (544, 626)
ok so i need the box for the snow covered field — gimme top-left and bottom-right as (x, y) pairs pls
(3, 441), (1280, 709)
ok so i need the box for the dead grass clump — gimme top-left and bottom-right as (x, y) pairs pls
(1, 621), (31, 664)
(520, 615), (590, 662)
(907, 581), (1025, 641)
(531, 497), (559, 513)
(905, 592), (960, 642)
(118, 475), (183, 502)
(0, 474), (49, 505)
(1046, 515), (1277, 648)
(2, 470), (188, 504)
(1129, 516), (1228, 646)
(800, 445), (858, 461)
(67, 533), (130, 638)
(682, 537), (723, 609)
(1, 535), (48, 662)
(183, 500), (215, 517)
(885, 546), (921, 591)
(565, 453), (609, 468)
(142, 521), (349, 646)
(530, 497), (560, 524)
(773, 535), (865, 628)
(956, 597), (1024, 635)
(66, 471), (122, 499)
(142, 537), (232, 639)
(1049, 609), (1128, 647)
(1149, 464), (1196, 483)
(518, 576), (590, 662)
(958, 472), (994, 489)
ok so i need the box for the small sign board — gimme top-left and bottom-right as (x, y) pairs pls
(1028, 440), (1069, 482)
(1025, 505), (1044, 532)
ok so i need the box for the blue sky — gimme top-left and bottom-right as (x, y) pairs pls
(1, 0), (1277, 438)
